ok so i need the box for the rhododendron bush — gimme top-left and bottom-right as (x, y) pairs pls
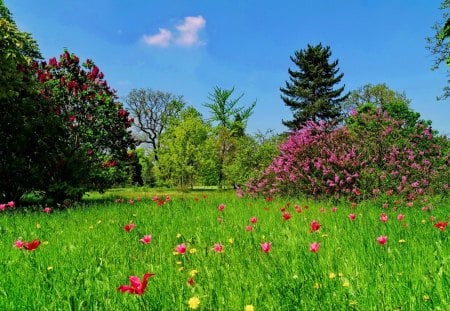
(247, 106), (449, 200)
(35, 50), (135, 203)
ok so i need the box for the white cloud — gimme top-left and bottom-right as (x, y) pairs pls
(175, 16), (206, 46)
(142, 16), (206, 48)
(142, 28), (172, 47)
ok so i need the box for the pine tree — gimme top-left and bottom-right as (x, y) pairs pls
(280, 43), (348, 130)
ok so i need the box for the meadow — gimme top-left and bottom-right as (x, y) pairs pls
(0, 188), (449, 310)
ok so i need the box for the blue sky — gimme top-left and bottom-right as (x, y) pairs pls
(5, 0), (450, 135)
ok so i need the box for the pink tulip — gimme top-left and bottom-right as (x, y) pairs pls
(140, 235), (152, 244)
(249, 217), (257, 224)
(246, 225), (253, 232)
(260, 242), (271, 253)
(176, 243), (187, 254)
(7, 201), (15, 208)
(24, 239), (41, 251)
(0, 204), (6, 211)
(14, 240), (24, 249)
(43, 207), (52, 214)
(397, 214), (405, 221)
(309, 242), (320, 253)
(123, 223), (135, 232)
(217, 203), (225, 211)
(118, 273), (155, 295)
(377, 235), (388, 245)
(380, 213), (388, 223)
(348, 214), (356, 221)
(213, 243), (224, 253)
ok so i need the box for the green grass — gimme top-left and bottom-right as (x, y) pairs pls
(1, 190), (449, 310)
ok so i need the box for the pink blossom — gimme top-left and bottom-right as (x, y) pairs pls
(310, 220), (321, 233)
(140, 235), (152, 244)
(246, 225), (253, 232)
(7, 201), (15, 208)
(331, 207), (337, 212)
(14, 240), (24, 249)
(43, 207), (52, 214)
(0, 204), (6, 211)
(377, 235), (388, 245)
(260, 242), (271, 253)
(348, 214), (356, 221)
(217, 203), (225, 212)
(249, 217), (257, 224)
(309, 242), (320, 253)
(380, 213), (388, 223)
(213, 243), (224, 253)
(397, 214), (405, 221)
(123, 223), (135, 232)
(282, 212), (292, 221)
(176, 243), (187, 254)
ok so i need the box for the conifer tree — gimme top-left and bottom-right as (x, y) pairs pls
(280, 43), (348, 130)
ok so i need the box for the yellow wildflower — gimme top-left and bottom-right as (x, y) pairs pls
(228, 238), (234, 244)
(176, 233), (182, 238)
(342, 278), (350, 287)
(189, 248), (197, 254)
(423, 295), (430, 302)
(244, 305), (255, 311)
(189, 269), (199, 277)
(36, 223), (41, 229)
(328, 272), (336, 279)
(43, 241), (49, 245)
(188, 297), (200, 309)
(399, 239), (406, 243)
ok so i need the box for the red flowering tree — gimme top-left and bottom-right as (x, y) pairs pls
(36, 50), (135, 203)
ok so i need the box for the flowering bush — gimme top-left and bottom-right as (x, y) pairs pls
(247, 105), (449, 201)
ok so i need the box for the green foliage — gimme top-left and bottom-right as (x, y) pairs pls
(281, 43), (348, 130)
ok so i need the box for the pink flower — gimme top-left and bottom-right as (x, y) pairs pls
(128, 199), (134, 204)
(123, 223), (135, 232)
(249, 217), (257, 224)
(377, 235), (388, 245)
(397, 214), (405, 221)
(165, 195), (171, 202)
(7, 201), (15, 208)
(118, 273), (155, 295)
(380, 213), (388, 223)
(348, 214), (356, 221)
(14, 240), (24, 249)
(282, 212), (291, 221)
(43, 207), (52, 214)
(310, 220), (321, 233)
(176, 243), (187, 254)
(152, 195), (159, 202)
(309, 242), (320, 253)
(0, 204), (6, 211)
(246, 225), (253, 232)
(213, 243), (224, 253)
(24, 239), (41, 251)
(217, 203), (225, 212)
(260, 242), (271, 253)
(331, 207), (337, 212)
(140, 235), (152, 244)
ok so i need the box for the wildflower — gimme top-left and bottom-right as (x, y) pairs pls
(397, 214), (405, 221)
(128, 199), (134, 204)
(260, 242), (271, 253)
(329, 272), (336, 279)
(331, 207), (337, 212)
(117, 273), (155, 295)
(377, 235), (388, 245)
(246, 225), (253, 232)
(249, 217), (257, 224)
(187, 277), (195, 286)
(282, 212), (291, 221)
(228, 238), (234, 244)
(213, 243), (224, 253)
(14, 240), (24, 249)
(123, 223), (135, 232)
(406, 201), (414, 207)
(176, 243), (187, 254)
(398, 239), (406, 243)
(309, 242), (320, 253)
(189, 270), (198, 277)
(434, 221), (448, 231)
(7, 201), (15, 208)
(165, 195), (171, 202)
(310, 220), (321, 233)
(36, 223), (41, 229)
(176, 233), (182, 238)
(217, 203), (225, 211)
(348, 214), (356, 221)
(140, 235), (152, 244)
(188, 296), (200, 309)
(380, 213), (388, 223)
(342, 278), (350, 287)
(24, 239), (41, 251)
(244, 305), (255, 311)
(0, 204), (5, 211)
(189, 248), (197, 254)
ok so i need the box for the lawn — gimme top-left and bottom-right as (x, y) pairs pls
(0, 189), (449, 310)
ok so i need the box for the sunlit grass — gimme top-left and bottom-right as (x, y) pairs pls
(1, 191), (449, 310)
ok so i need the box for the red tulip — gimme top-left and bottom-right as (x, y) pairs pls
(348, 214), (356, 221)
(249, 217), (257, 224)
(118, 273), (155, 295)
(24, 239), (41, 251)
(217, 203), (225, 211)
(380, 213), (388, 223)
(260, 242), (271, 253)
(282, 212), (291, 221)
(377, 235), (388, 245)
(176, 243), (187, 254)
(310, 220), (321, 233)
(213, 243), (224, 253)
(123, 223), (135, 232)
(434, 221), (448, 231)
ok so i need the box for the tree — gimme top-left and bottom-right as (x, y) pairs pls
(280, 43), (348, 130)
(427, 0), (450, 100)
(157, 107), (211, 189)
(204, 86), (256, 188)
(36, 50), (135, 203)
(125, 89), (185, 161)
(0, 0), (53, 201)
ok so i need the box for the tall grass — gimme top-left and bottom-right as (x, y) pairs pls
(1, 190), (449, 310)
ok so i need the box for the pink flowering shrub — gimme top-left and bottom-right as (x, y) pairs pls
(247, 106), (449, 201)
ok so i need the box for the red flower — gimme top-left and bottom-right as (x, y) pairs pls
(282, 212), (291, 221)
(118, 273), (155, 295)
(249, 217), (257, 224)
(310, 220), (321, 233)
(246, 225), (253, 232)
(377, 235), (388, 245)
(217, 203), (225, 211)
(24, 239), (41, 251)
(213, 243), (224, 253)
(309, 242), (320, 253)
(380, 213), (388, 223)
(176, 243), (187, 254)
(187, 278), (195, 287)
(434, 221), (448, 231)
(348, 214), (356, 221)
(124, 223), (135, 232)
(260, 242), (271, 253)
